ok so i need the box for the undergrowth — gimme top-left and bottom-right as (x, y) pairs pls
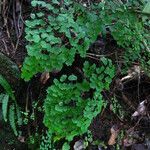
(0, 75), (22, 136)
(1, 0), (149, 149)
(44, 58), (115, 141)
(22, 0), (103, 80)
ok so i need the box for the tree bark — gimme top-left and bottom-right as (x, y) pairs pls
(0, 52), (20, 85)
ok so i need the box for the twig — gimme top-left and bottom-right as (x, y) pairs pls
(87, 52), (115, 57)
(127, 116), (143, 133)
(122, 93), (136, 111)
(86, 54), (100, 61)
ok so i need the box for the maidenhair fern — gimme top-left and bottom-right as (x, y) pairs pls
(44, 58), (115, 141)
(102, 1), (149, 68)
(40, 131), (55, 150)
(21, 0), (103, 80)
(21, 0), (150, 148)
(22, 0), (149, 80)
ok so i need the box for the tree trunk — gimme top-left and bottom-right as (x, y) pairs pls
(0, 52), (20, 85)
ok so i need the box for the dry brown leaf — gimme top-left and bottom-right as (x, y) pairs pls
(18, 136), (25, 143)
(132, 100), (147, 117)
(40, 72), (50, 84)
(108, 125), (120, 145)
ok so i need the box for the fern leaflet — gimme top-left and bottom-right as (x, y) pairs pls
(2, 94), (9, 122)
(9, 104), (18, 136)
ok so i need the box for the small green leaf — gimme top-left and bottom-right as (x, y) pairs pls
(2, 94), (9, 122)
(46, 4), (54, 10)
(36, 12), (44, 17)
(143, 2), (150, 14)
(31, 13), (36, 19)
(68, 75), (77, 81)
(62, 142), (70, 150)
(52, 0), (59, 4)
(33, 34), (40, 43)
(60, 75), (67, 82)
(31, 1), (38, 7)
(101, 57), (108, 66)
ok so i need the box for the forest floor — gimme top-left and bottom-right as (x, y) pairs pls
(0, 1), (150, 150)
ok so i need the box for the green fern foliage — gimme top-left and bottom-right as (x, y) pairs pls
(21, 0), (103, 80)
(21, 0), (150, 146)
(0, 94), (20, 136)
(40, 131), (55, 150)
(0, 75), (15, 101)
(0, 75), (22, 136)
(22, 0), (149, 80)
(9, 104), (18, 136)
(16, 105), (23, 126)
(2, 94), (9, 122)
(44, 58), (115, 141)
(0, 94), (5, 102)
(62, 142), (70, 150)
(102, 1), (149, 67)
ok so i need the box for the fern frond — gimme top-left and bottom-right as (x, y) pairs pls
(2, 94), (9, 122)
(16, 104), (23, 126)
(9, 104), (18, 136)
(0, 75), (15, 101)
(0, 93), (5, 103)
